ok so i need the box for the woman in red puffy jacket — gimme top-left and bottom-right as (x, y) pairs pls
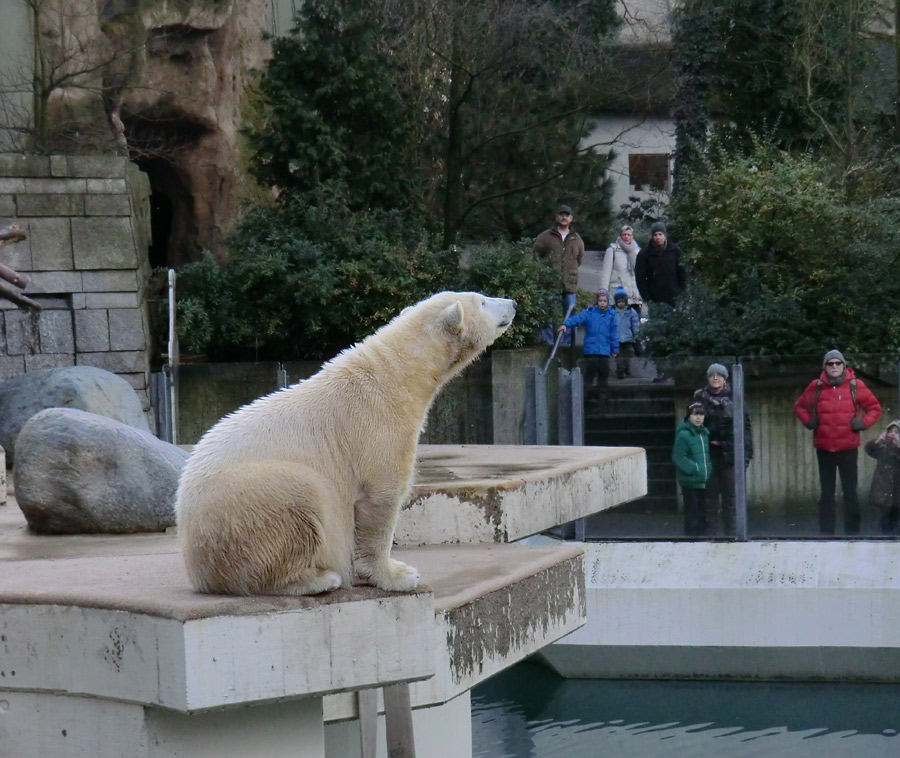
(794, 350), (882, 535)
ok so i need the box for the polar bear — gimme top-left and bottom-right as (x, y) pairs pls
(175, 291), (516, 595)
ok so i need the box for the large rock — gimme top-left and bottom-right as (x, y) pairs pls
(0, 366), (150, 465)
(14, 408), (188, 534)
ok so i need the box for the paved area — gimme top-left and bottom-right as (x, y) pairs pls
(0, 492), (580, 617)
(0, 443), (618, 615)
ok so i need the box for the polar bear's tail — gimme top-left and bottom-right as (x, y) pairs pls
(177, 461), (353, 595)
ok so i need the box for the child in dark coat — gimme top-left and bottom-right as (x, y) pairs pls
(613, 286), (640, 379)
(673, 401), (712, 536)
(864, 419), (900, 534)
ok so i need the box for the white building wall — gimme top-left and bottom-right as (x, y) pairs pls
(583, 114), (676, 219)
(0, 0), (33, 150)
(616, 0), (676, 45)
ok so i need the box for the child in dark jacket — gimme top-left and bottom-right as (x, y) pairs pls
(613, 286), (640, 379)
(557, 289), (619, 402)
(673, 401), (712, 536)
(864, 419), (900, 534)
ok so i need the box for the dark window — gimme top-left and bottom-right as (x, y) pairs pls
(628, 154), (669, 191)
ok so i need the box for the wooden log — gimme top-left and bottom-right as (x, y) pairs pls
(0, 261), (27, 289)
(0, 223), (26, 243)
(0, 279), (41, 310)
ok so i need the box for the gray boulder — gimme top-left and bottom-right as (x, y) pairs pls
(0, 365), (150, 465)
(14, 407), (189, 534)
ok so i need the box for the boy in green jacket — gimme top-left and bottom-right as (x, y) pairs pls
(673, 401), (712, 536)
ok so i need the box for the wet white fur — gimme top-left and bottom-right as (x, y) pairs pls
(175, 292), (516, 595)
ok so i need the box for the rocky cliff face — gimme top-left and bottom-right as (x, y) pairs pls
(39, 0), (272, 266)
(115, 0), (271, 266)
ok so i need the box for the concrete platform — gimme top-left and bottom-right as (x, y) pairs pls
(0, 442), (640, 758)
(400, 444), (646, 544)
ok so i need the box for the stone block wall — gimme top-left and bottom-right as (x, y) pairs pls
(0, 154), (153, 409)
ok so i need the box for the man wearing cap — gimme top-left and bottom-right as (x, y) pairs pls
(634, 221), (686, 308)
(533, 204), (585, 343)
(794, 350), (882, 535)
(693, 363), (753, 535)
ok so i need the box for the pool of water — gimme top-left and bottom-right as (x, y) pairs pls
(471, 661), (900, 757)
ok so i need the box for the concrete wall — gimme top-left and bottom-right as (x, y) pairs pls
(540, 540), (900, 681)
(0, 154), (153, 408)
(174, 349), (550, 445)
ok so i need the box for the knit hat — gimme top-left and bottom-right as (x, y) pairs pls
(557, 204), (573, 214)
(614, 286), (628, 303)
(686, 401), (705, 419)
(650, 221), (667, 235)
(823, 349), (846, 367)
(707, 362), (728, 379)
(596, 289), (609, 300)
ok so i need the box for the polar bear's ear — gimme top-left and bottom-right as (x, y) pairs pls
(441, 302), (464, 333)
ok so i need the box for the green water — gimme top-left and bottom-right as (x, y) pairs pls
(471, 661), (900, 757)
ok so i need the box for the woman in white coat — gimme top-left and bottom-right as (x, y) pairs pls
(599, 224), (643, 317)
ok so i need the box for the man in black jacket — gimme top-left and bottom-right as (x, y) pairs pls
(635, 221), (686, 308)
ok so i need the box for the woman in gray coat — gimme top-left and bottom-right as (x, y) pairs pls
(599, 224), (642, 316)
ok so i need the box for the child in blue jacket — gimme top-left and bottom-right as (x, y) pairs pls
(558, 289), (619, 402)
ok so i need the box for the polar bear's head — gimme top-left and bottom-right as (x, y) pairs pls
(389, 291), (517, 378)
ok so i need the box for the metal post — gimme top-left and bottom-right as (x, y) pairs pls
(524, 368), (536, 444)
(732, 363), (748, 541)
(167, 269), (179, 445)
(151, 370), (172, 443)
(276, 362), (289, 389)
(524, 366), (549, 445)
(571, 366), (584, 447)
(558, 367), (573, 445)
(543, 301), (577, 373)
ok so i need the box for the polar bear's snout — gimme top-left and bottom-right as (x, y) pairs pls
(483, 296), (517, 331)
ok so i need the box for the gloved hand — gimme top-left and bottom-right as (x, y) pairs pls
(851, 418), (866, 432)
(805, 418), (819, 431)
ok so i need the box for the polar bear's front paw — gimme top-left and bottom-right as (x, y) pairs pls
(361, 559), (420, 592)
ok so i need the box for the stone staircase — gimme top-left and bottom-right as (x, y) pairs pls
(584, 378), (679, 522)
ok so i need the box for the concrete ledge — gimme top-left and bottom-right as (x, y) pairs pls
(0, 509), (585, 713)
(398, 445), (646, 544)
(0, 547), (435, 712)
(324, 543), (586, 721)
(540, 540), (900, 681)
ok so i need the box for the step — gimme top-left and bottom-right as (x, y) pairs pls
(586, 430), (674, 448)
(585, 493), (678, 519)
(583, 413), (674, 431)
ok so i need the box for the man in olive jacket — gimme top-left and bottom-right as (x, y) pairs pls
(533, 204), (584, 343)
